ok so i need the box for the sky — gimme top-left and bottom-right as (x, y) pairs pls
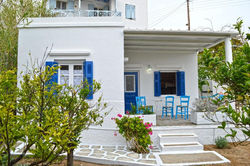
(148, 0), (250, 32)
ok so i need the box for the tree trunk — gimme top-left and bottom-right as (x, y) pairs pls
(67, 149), (74, 166)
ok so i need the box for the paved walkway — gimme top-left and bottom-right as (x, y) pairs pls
(74, 144), (161, 165)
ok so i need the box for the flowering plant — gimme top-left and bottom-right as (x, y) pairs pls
(112, 113), (153, 153)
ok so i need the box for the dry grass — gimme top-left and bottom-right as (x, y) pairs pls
(204, 142), (250, 166)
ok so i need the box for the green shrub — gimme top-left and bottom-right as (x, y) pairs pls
(128, 104), (154, 115)
(215, 136), (228, 149)
(114, 114), (153, 153)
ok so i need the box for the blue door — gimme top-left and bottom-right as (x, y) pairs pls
(124, 72), (138, 112)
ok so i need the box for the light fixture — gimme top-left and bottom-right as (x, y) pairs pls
(146, 65), (152, 73)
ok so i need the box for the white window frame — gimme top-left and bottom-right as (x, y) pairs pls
(125, 4), (136, 20)
(58, 63), (83, 87)
(125, 74), (136, 93)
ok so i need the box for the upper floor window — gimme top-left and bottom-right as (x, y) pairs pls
(56, 0), (67, 10)
(125, 4), (135, 20)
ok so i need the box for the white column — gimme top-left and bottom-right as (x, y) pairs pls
(78, 0), (81, 10)
(225, 37), (233, 63)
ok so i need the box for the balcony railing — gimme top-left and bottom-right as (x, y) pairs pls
(51, 10), (122, 17)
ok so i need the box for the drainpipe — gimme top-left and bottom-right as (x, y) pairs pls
(225, 37), (233, 63)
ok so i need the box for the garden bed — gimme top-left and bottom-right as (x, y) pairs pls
(204, 142), (250, 166)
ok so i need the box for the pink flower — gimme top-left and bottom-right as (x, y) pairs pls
(149, 145), (153, 149)
(126, 111), (130, 115)
(111, 117), (116, 120)
(140, 120), (143, 123)
(117, 114), (122, 118)
(148, 131), (153, 135)
(146, 126), (150, 129)
(138, 116), (141, 119)
(114, 131), (117, 136)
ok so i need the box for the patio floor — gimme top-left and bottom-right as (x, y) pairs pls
(156, 115), (194, 126)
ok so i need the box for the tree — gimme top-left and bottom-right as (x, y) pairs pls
(0, 61), (69, 166)
(0, 0), (52, 71)
(58, 81), (108, 166)
(198, 18), (250, 145)
(0, 57), (108, 165)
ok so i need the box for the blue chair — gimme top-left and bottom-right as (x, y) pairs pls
(175, 96), (190, 120)
(135, 96), (153, 114)
(162, 96), (174, 119)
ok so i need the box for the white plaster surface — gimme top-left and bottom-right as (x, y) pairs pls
(18, 18), (125, 128)
(124, 51), (199, 116)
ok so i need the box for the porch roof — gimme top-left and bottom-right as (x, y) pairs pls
(124, 30), (238, 53)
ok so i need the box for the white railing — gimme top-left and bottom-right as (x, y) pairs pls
(51, 10), (122, 17)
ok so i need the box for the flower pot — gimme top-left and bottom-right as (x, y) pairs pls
(191, 111), (227, 125)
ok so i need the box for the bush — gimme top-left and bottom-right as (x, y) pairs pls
(127, 104), (154, 115)
(113, 114), (153, 153)
(215, 136), (228, 149)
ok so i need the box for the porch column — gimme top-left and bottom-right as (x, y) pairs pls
(225, 37), (233, 63)
(109, 0), (116, 11)
(78, 0), (81, 10)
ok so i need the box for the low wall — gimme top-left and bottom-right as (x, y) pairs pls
(80, 124), (247, 146)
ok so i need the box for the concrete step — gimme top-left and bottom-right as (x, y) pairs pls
(158, 133), (198, 144)
(160, 142), (203, 152)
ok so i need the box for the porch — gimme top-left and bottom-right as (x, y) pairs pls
(49, 0), (121, 17)
(124, 30), (237, 120)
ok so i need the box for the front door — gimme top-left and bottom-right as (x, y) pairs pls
(124, 72), (138, 112)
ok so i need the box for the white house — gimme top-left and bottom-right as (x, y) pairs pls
(18, 0), (237, 145)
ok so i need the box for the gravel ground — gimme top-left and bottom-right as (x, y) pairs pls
(204, 142), (250, 166)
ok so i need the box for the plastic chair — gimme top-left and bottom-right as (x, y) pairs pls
(135, 96), (153, 114)
(175, 96), (190, 120)
(162, 96), (174, 119)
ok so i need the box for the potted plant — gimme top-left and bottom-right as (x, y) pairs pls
(126, 104), (156, 126)
(191, 98), (227, 125)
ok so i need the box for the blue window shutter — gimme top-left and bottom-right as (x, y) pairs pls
(154, 71), (161, 97)
(177, 71), (185, 96)
(84, 61), (93, 100)
(131, 5), (135, 19)
(125, 5), (130, 19)
(49, 0), (56, 9)
(67, 0), (74, 10)
(45, 61), (58, 84)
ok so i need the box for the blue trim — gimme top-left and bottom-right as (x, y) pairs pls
(84, 61), (93, 100)
(177, 71), (185, 96)
(154, 71), (161, 96)
(45, 61), (58, 84)
(124, 72), (138, 112)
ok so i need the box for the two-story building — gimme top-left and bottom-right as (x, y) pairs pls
(18, 0), (236, 145)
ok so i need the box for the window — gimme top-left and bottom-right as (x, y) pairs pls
(125, 4), (135, 20)
(160, 72), (177, 95)
(56, 1), (67, 10)
(125, 75), (136, 92)
(59, 64), (83, 87)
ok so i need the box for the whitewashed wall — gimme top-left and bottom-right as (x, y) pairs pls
(117, 0), (148, 29)
(47, 0), (148, 29)
(124, 51), (199, 116)
(18, 17), (125, 128)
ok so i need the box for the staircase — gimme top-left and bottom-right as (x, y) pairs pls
(158, 133), (203, 152)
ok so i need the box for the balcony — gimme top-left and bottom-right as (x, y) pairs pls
(51, 10), (121, 17)
(49, 0), (120, 17)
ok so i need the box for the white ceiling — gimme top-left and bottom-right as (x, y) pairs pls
(124, 30), (238, 53)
